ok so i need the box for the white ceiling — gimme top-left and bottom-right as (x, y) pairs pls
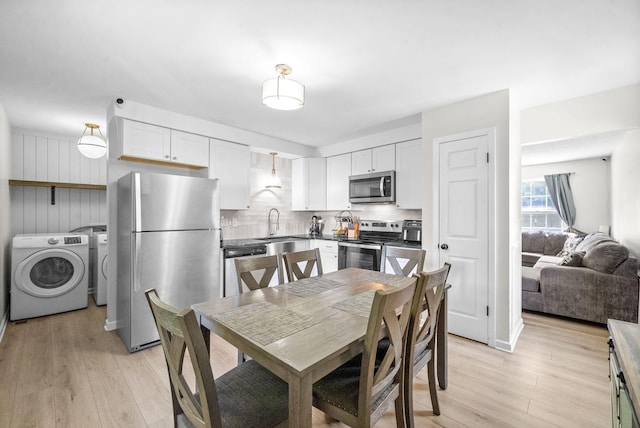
(1, 0), (638, 150)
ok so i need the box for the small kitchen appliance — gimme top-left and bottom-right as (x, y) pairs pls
(402, 220), (422, 243)
(309, 215), (324, 236)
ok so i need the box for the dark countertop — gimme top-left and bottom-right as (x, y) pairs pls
(222, 234), (421, 249)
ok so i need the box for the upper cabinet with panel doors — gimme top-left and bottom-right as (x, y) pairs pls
(351, 145), (396, 175)
(209, 139), (251, 210)
(326, 153), (352, 211)
(292, 157), (326, 211)
(394, 139), (422, 209)
(113, 119), (209, 168)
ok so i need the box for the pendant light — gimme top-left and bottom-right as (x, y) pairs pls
(262, 64), (305, 110)
(265, 152), (282, 189)
(77, 123), (107, 159)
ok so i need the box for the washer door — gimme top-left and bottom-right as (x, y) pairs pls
(101, 254), (108, 280)
(15, 249), (85, 297)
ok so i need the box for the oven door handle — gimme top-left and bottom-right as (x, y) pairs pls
(339, 242), (382, 250)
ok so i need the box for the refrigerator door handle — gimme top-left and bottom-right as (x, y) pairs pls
(133, 235), (141, 293)
(134, 172), (142, 232)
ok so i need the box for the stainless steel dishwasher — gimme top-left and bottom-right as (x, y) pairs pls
(223, 244), (267, 297)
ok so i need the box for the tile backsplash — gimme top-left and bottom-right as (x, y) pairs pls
(221, 152), (421, 240)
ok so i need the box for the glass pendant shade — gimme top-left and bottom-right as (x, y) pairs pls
(77, 123), (107, 159)
(265, 152), (282, 189)
(262, 64), (304, 111)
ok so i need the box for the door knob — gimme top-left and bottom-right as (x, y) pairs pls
(440, 243), (449, 250)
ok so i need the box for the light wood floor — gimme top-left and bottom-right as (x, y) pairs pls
(0, 300), (611, 428)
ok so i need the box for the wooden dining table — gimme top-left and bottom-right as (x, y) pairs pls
(192, 267), (449, 428)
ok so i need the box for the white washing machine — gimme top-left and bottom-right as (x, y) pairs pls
(93, 232), (108, 306)
(11, 234), (89, 321)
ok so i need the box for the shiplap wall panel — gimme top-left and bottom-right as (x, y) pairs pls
(69, 142), (81, 183)
(36, 137), (48, 181)
(59, 139), (70, 182)
(48, 186), (59, 232)
(36, 187), (48, 233)
(47, 138), (59, 182)
(10, 129), (108, 236)
(23, 135), (36, 180)
(11, 133), (23, 179)
(58, 188), (71, 232)
(10, 188), (24, 233)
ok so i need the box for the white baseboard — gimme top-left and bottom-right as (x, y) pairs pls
(104, 318), (118, 331)
(494, 316), (525, 353)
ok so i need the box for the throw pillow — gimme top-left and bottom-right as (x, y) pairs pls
(558, 251), (585, 267)
(581, 243), (629, 274)
(557, 233), (585, 257)
(575, 232), (615, 253)
(545, 233), (567, 256)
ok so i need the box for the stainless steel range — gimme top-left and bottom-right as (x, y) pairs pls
(338, 220), (420, 271)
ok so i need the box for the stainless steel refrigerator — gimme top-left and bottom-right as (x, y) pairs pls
(117, 171), (221, 352)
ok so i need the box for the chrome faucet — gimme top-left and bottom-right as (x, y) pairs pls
(268, 208), (280, 236)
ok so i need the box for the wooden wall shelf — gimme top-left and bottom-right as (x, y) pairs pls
(9, 179), (106, 191)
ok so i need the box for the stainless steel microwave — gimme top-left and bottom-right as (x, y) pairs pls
(349, 170), (395, 204)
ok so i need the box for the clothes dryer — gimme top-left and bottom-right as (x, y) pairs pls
(93, 232), (108, 305)
(11, 234), (89, 320)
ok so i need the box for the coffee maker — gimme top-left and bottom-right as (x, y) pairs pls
(309, 215), (324, 236)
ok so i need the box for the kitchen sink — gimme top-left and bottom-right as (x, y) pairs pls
(262, 236), (310, 255)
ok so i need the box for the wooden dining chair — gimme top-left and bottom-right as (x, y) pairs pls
(382, 246), (426, 277)
(234, 255), (284, 364)
(404, 263), (451, 426)
(145, 289), (289, 428)
(235, 254), (284, 293)
(311, 277), (421, 428)
(282, 248), (323, 282)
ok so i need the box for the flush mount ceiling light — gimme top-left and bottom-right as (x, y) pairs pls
(77, 123), (107, 159)
(262, 64), (305, 110)
(265, 152), (282, 189)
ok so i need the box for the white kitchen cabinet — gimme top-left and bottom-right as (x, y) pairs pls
(326, 153), (352, 210)
(120, 120), (171, 162)
(209, 139), (251, 210)
(395, 139), (422, 209)
(351, 145), (396, 175)
(310, 239), (339, 273)
(117, 120), (208, 168)
(170, 130), (209, 167)
(292, 158), (326, 211)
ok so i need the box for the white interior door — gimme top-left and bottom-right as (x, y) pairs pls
(438, 132), (489, 343)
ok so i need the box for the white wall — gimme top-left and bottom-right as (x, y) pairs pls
(521, 83), (640, 144)
(611, 129), (640, 259)
(0, 101), (11, 331)
(422, 89), (516, 350)
(522, 158), (611, 234)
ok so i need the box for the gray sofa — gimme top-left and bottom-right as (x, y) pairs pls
(522, 232), (639, 324)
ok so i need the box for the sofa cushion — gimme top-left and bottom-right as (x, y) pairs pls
(575, 232), (615, 253)
(522, 231), (546, 254)
(522, 252), (541, 267)
(522, 267), (541, 292)
(582, 243), (629, 274)
(544, 233), (567, 256)
(557, 233), (585, 257)
(534, 255), (563, 269)
(558, 251), (585, 267)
